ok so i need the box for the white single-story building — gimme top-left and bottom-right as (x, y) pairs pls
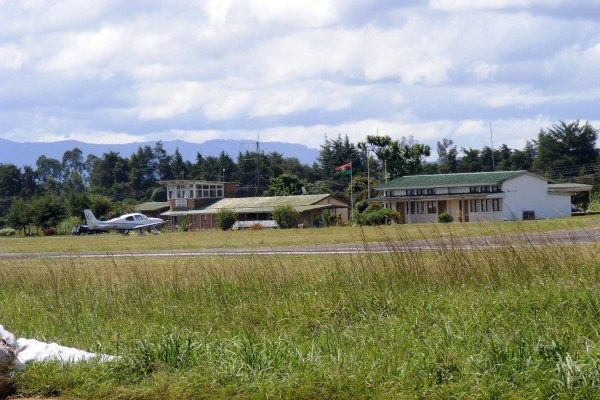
(375, 170), (592, 223)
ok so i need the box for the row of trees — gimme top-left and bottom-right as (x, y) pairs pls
(0, 120), (598, 232)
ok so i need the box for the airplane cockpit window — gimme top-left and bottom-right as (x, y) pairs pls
(134, 215), (143, 221)
(126, 216), (135, 221)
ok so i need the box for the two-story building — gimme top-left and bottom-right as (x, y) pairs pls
(375, 170), (591, 223)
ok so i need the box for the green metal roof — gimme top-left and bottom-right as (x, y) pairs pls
(161, 194), (344, 217)
(206, 194), (331, 210)
(134, 202), (170, 212)
(377, 170), (527, 190)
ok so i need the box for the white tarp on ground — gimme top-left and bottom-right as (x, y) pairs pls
(0, 324), (115, 377)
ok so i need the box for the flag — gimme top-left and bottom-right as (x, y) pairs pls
(335, 162), (352, 175)
(335, 162), (352, 171)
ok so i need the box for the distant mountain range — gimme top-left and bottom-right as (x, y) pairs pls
(0, 138), (320, 167)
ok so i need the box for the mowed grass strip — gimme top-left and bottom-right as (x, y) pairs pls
(1, 214), (599, 254)
(0, 240), (599, 399)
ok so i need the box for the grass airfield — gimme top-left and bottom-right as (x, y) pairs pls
(0, 217), (599, 399)
(1, 214), (599, 254)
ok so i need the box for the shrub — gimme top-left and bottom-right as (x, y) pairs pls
(31, 195), (67, 229)
(177, 216), (192, 232)
(0, 228), (16, 237)
(249, 222), (263, 230)
(57, 216), (83, 235)
(42, 226), (56, 236)
(354, 208), (400, 226)
(272, 204), (299, 229)
(438, 212), (453, 223)
(216, 208), (237, 231)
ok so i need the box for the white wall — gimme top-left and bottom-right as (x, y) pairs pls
(502, 174), (571, 220)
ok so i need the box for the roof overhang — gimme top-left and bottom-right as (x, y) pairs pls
(548, 183), (593, 194)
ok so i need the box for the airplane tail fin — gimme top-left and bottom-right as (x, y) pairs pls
(83, 209), (99, 227)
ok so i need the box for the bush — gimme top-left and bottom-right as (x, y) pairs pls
(0, 228), (16, 237)
(354, 208), (400, 226)
(57, 216), (83, 235)
(42, 226), (56, 236)
(438, 212), (453, 223)
(177, 216), (192, 232)
(272, 204), (299, 229)
(216, 208), (237, 231)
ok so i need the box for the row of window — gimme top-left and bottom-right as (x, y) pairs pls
(469, 185), (501, 193)
(406, 188), (436, 196)
(408, 201), (438, 215)
(404, 199), (502, 215)
(469, 199), (502, 212)
(168, 184), (224, 199)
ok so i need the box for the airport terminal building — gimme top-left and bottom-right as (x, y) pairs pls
(158, 180), (349, 230)
(375, 170), (591, 223)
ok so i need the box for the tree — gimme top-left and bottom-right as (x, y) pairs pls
(272, 204), (299, 229)
(0, 164), (22, 197)
(68, 192), (91, 218)
(535, 121), (598, 175)
(216, 208), (237, 231)
(90, 152), (129, 191)
(35, 156), (63, 184)
(154, 141), (173, 181)
(31, 195), (67, 228)
(366, 135), (431, 179)
(264, 173), (305, 196)
(436, 138), (458, 174)
(129, 145), (157, 194)
(61, 148), (84, 179)
(171, 148), (188, 179)
(345, 175), (377, 203)
(7, 198), (33, 234)
(89, 194), (112, 220)
(458, 148), (482, 172)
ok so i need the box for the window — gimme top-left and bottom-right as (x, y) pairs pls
(217, 189), (223, 197)
(492, 199), (502, 212)
(410, 201), (416, 214)
(469, 186), (478, 193)
(492, 185), (501, 193)
(427, 189), (436, 195)
(168, 190), (173, 200)
(470, 200), (480, 212)
(416, 201), (425, 214)
(481, 199), (489, 212)
(134, 215), (143, 221)
(407, 189), (416, 196)
(176, 185), (185, 198)
(523, 211), (535, 220)
(126, 216), (134, 221)
(427, 201), (437, 214)
(189, 190), (193, 198)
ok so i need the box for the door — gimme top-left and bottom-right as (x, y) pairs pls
(396, 202), (406, 224)
(438, 201), (447, 214)
(463, 200), (469, 222)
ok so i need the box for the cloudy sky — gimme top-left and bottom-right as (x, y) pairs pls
(1, 0), (599, 150)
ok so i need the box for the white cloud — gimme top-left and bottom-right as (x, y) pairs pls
(0, 45), (27, 70)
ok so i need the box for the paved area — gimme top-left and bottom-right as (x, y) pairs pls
(1, 228), (598, 260)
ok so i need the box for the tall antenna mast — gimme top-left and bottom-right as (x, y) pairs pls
(490, 122), (496, 171)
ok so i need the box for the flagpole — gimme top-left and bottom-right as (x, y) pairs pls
(350, 164), (354, 220)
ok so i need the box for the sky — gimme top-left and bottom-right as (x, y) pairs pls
(1, 0), (599, 151)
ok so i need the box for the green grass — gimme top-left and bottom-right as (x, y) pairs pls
(0, 237), (599, 398)
(0, 214), (599, 253)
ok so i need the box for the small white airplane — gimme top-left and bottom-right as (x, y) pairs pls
(82, 209), (166, 235)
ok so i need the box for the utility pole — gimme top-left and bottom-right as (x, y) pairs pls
(490, 122), (496, 171)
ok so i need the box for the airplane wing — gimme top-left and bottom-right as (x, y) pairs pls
(131, 222), (165, 230)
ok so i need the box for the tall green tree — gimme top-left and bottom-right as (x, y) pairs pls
(535, 121), (598, 174)
(264, 173), (305, 196)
